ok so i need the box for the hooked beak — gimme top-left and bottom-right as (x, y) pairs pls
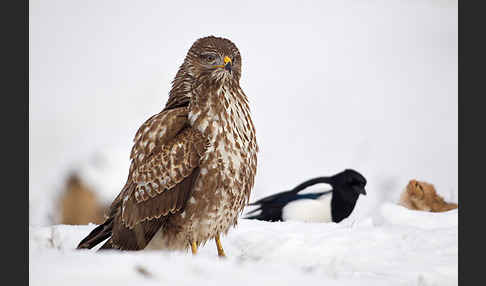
(353, 185), (367, 195)
(223, 56), (232, 73)
(214, 56), (232, 73)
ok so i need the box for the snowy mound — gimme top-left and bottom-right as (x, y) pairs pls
(29, 145), (132, 226)
(75, 146), (131, 204)
(30, 206), (457, 286)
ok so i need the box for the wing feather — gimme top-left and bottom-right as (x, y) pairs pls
(97, 106), (207, 251)
(120, 108), (206, 228)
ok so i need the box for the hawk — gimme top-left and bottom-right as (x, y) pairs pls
(77, 36), (258, 257)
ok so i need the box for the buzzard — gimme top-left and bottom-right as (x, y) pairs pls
(77, 36), (258, 257)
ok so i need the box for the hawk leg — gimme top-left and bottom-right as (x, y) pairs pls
(215, 235), (226, 257)
(191, 241), (198, 255)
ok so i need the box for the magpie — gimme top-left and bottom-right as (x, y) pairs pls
(245, 169), (367, 223)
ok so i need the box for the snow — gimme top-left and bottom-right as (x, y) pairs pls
(75, 147), (131, 204)
(29, 0), (457, 284)
(29, 146), (130, 225)
(30, 204), (457, 285)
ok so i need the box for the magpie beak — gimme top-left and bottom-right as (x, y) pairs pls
(353, 185), (366, 195)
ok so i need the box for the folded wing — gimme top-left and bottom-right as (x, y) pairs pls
(78, 107), (208, 250)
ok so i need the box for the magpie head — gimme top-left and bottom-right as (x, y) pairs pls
(331, 169), (367, 200)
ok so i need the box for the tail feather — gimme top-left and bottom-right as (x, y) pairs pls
(244, 206), (262, 215)
(244, 176), (334, 222)
(77, 218), (113, 249)
(244, 205), (283, 221)
(248, 177), (331, 206)
(98, 239), (116, 250)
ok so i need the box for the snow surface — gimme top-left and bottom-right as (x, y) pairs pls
(29, 0), (458, 284)
(30, 204), (457, 286)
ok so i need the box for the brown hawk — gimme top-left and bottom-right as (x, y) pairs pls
(77, 36), (258, 257)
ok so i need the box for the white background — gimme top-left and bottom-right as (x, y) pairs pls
(29, 0), (457, 225)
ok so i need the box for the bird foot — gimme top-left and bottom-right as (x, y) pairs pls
(215, 235), (226, 258)
(191, 241), (198, 255)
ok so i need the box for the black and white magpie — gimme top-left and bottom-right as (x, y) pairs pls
(245, 169), (367, 223)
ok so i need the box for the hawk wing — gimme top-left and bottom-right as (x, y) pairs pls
(103, 106), (207, 249)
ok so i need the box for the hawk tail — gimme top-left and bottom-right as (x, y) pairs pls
(98, 239), (116, 250)
(77, 217), (113, 249)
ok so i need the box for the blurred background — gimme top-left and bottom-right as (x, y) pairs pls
(29, 0), (457, 226)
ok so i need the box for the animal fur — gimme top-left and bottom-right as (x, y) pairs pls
(398, 179), (457, 212)
(59, 173), (106, 225)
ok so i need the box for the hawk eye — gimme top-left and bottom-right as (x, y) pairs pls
(201, 53), (216, 63)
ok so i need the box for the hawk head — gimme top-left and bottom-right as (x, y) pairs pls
(183, 36), (242, 84)
(166, 36), (244, 110)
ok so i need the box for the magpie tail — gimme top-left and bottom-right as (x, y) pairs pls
(243, 206), (264, 220)
(244, 176), (334, 222)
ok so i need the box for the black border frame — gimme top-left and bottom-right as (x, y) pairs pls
(3, 0), (28, 285)
(12, 1), (471, 285)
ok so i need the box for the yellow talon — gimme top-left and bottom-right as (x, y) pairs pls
(215, 235), (226, 258)
(191, 241), (198, 255)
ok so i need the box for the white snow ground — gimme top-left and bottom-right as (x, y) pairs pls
(30, 204), (457, 286)
(29, 0), (458, 284)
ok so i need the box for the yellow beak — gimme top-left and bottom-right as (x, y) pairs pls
(223, 56), (232, 65)
(214, 56), (232, 72)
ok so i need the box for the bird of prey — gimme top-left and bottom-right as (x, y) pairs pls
(245, 169), (366, 223)
(77, 36), (258, 257)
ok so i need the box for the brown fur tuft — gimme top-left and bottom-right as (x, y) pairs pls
(59, 173), (106, 225)
(399, 179), (458, 212)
